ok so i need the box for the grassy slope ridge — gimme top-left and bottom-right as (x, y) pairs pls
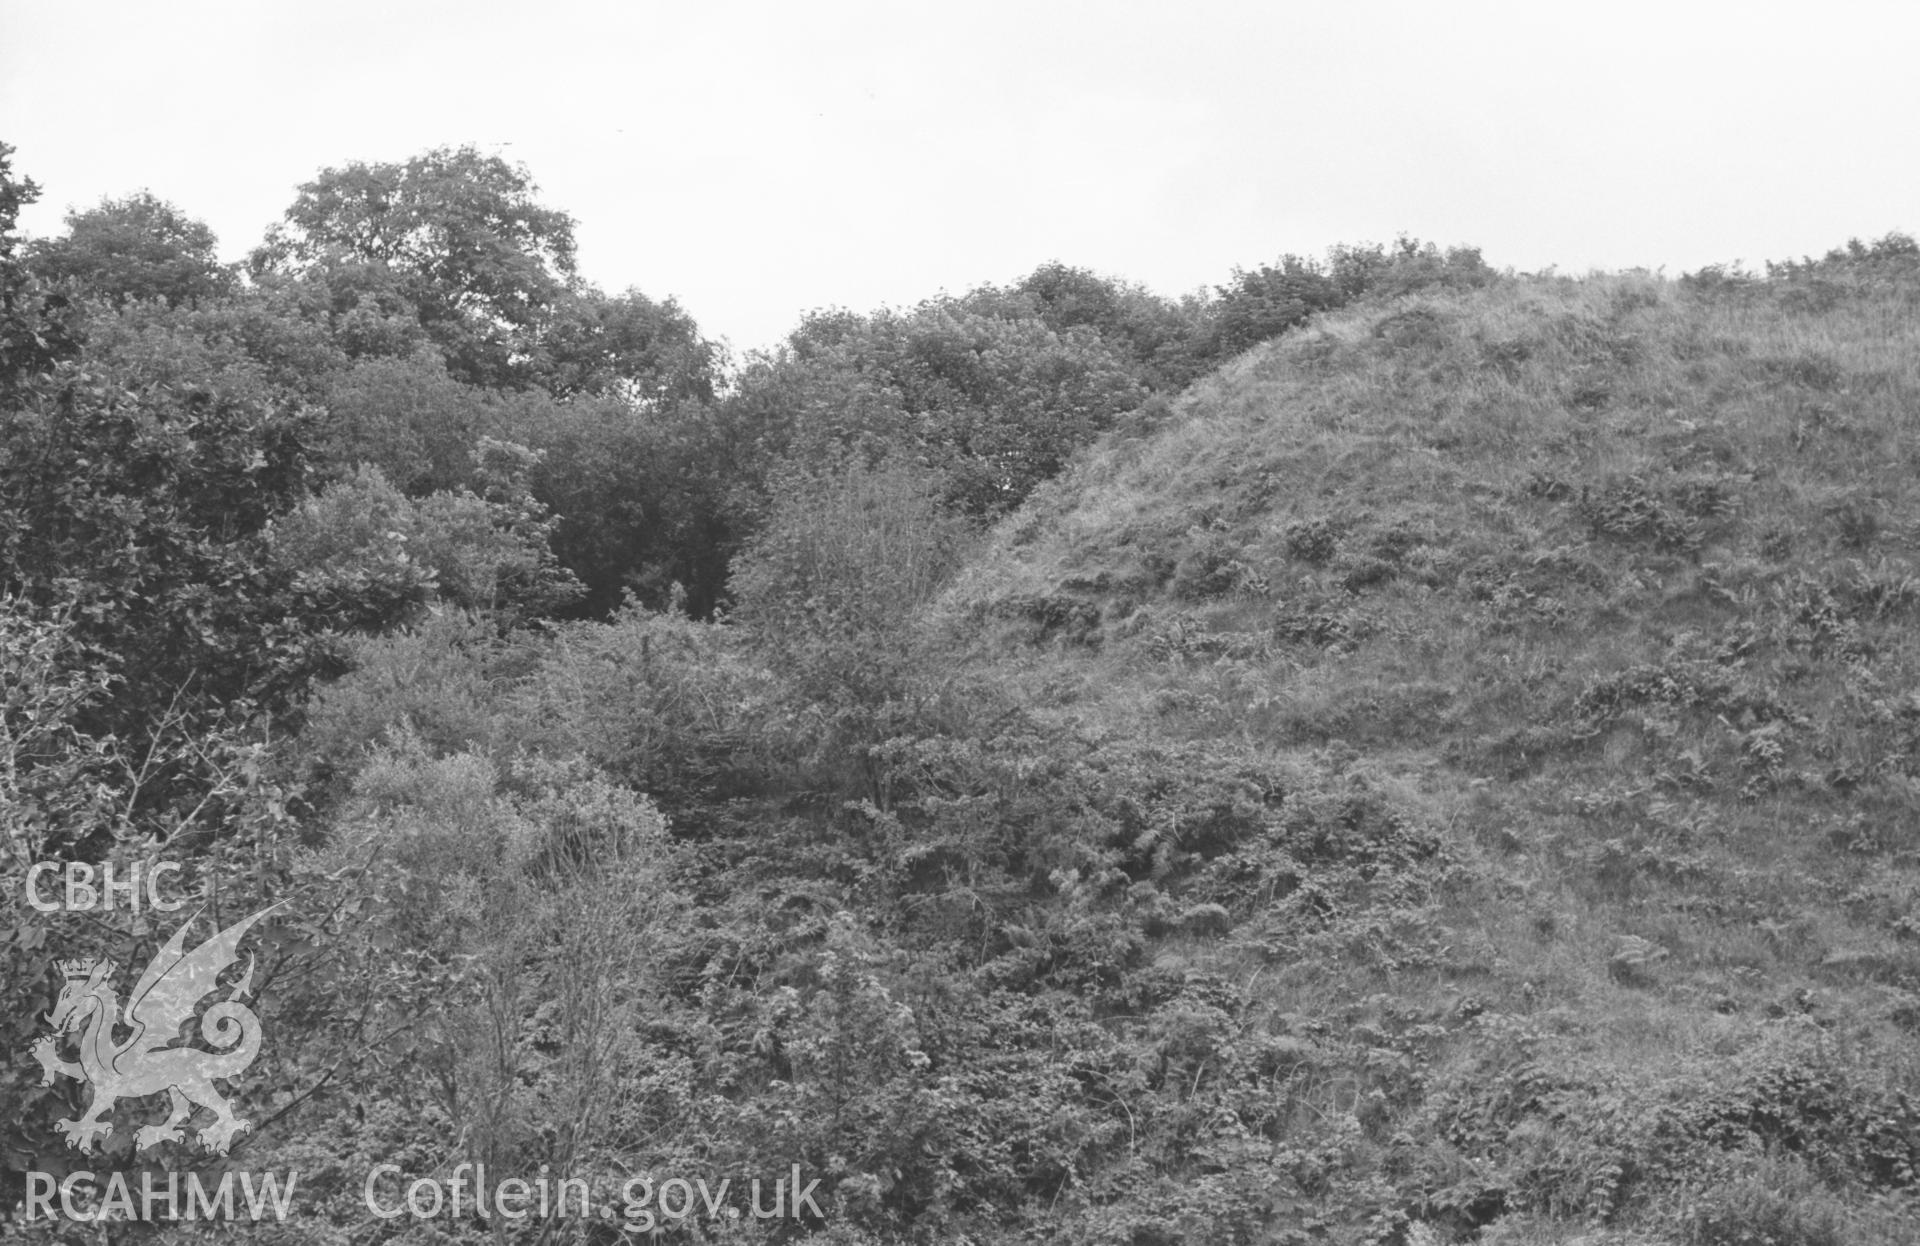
(940, 269), (1920, 1242)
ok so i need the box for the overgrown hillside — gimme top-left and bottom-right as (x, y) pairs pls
(8, 131), (1920, 1246)
(935, 252), (1920, 1242)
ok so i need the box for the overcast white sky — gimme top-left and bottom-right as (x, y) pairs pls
(3, 1), (1916, 353)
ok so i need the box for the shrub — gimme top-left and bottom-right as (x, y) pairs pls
(0, 597), (119, 864)
(313, 738), (681, 1201)
(507, 604), (779, 804)
(270, 441), (582, 630)
(732, 457), (970, 711)
(292, 609), (537, 807)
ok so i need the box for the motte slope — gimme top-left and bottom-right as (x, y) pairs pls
(939, 264), (1920, 1242)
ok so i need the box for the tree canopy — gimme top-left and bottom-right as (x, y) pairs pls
(251, 145), (580, 388)
(0, 143), (77, 396)
(27, 191), (234, 308)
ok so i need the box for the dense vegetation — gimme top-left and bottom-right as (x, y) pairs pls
(4, 140), (1918, 1244)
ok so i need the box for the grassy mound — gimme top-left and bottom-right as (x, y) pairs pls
(937, 261), (1920, 1241)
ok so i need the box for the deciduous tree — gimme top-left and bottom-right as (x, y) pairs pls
(532, 286), (719, 405)
(251, 145), (578, 387)
(0, 143), (78, 399)
(28, 191), (234, 308)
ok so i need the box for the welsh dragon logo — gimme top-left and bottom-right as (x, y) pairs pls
(32, 904), (281, 1156)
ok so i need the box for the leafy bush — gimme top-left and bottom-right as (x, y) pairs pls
(291, 609), (539, 806)
(731, 457), (972, 727)
(507, 604), (778, 805)
(730, 300), (1146, 522)
(0, 597), (118, 865)
(0, 366), (324, 830)
(1213, 237), (1495, 356)
(271, 442), (581, 630)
